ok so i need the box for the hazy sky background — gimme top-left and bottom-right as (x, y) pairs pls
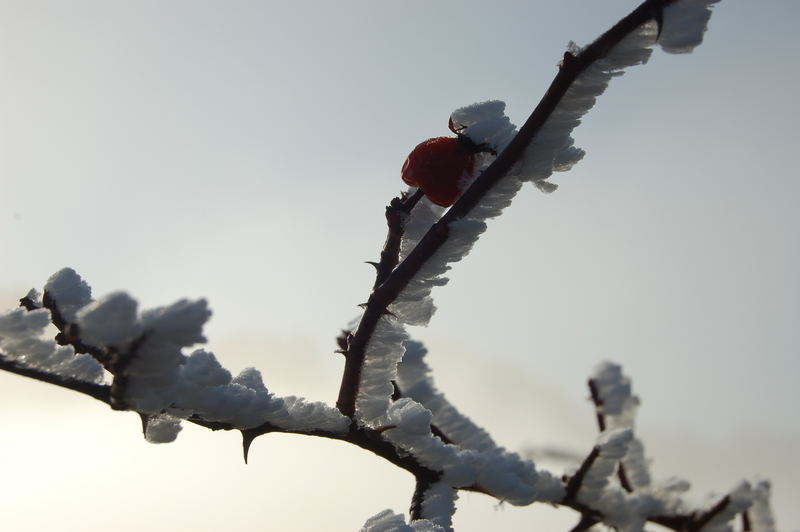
(1, 1), (798, 530)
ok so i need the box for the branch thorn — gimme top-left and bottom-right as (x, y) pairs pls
(241, 429), (258, 464)
(139, 413), (150, 437)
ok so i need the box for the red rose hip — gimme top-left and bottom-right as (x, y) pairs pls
(401, 115), (497, 207)
(401, 136), (478, 207)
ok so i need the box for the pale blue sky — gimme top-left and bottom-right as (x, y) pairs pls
(1, 1), (798, 530)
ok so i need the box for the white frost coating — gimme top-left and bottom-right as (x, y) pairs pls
(622, 438), (650, 489)
(450, 100), (517, 153)
(574, 429), (678, 531)
(510, 21), (656, 196)
(44, 267), (92, 321)
(32, 270), (350, 439)
(399, 196), (445, 263)
(77, 292), (141, 348)
(591, 361), (635, 417)
(355, 315), (408, 426)
(450, 101), (523, 217)
(61, 352), (105, 383)
(591, 361), (651, 489)
(648, 476), (691, 516)
(383, 411), (470, 483)
(660, 0), (720, 54)
(361, 510), (407, 532)
(750, 480), (776, 532)
(126, 350), (350, 436)
(470, 449), (539, 505)
(140, 299), (210, 347)
(395, 341), (497, 452)
(78, 296), (211, 378)
(359, 510), (445, 532)
(387, 398), (434, 435)
(0, 307), (104, 383)
(0, 308), (51, 343)
(391, 197), (447, 326)
(408, 521), (444, 532)
(368, 343), (541, 504)
(144, 414), (183, 443)
(578, 428), (633, 506)
(419, 483), (457, 531)
(181, 349), (231, 386)
(382, 416), (540, 505)
(450, 101), (529, 218)
(390, 219), (486, 327)
(232, 366), (269, 393)
(534, 470), (567, 503)
(699, 481), (756, 532)
(131, 299), (212, 377)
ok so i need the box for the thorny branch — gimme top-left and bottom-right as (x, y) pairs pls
(568, 514), (600, 532)
(337, 187), (423, 412)
(371, 189), (425, 290)
(410, 476), (437, 521)
(41, 290), (107, 365)
(0, 299), (754, 531)
(562, 446), (601, 506)
(0, 1), (765, 530)
(0, 356), (111, 404)
(693, 495), (732, 531)
(335, 0), (680, 419)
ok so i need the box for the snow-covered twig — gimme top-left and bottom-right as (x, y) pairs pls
(0, 0), (776, 530)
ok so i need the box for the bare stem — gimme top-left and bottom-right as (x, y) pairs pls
(0, 356), (112, 405)
(587, 378), (633, 493)
(563, 446), (601, 505)
(410, 476), (437, 521)
(691, 495), (731, 532)
(569, 513), (600, 532)
(741, 510), (752, 532)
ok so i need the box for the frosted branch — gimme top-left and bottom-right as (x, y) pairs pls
(0, 1), (779, 531)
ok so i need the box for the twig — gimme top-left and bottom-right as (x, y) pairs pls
(587, 379), (606, 432)
(409, 476), (437, 521)
(372, 190), (425, 290)
(647, 494), (732, 532)
(108, 332), (149, 410)
(0, 356), (112, 405)
(39, 291), (109, 366)
(0, 351), (733, 532)
(741, 510), (752, 531)
(391, 380), (454, 445)
(569, 513), (599, 532)
(562, 446), (601, 505)
(587, 378), (633, 493)
(193, 416), (444, 487)
(18, 295), (39, 311)
(691, 495), (731, 532)
(35, 292), (145, 410)
(336, 190), (423, 413)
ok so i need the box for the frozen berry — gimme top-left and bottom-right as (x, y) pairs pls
(401, 136), (478, 207)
